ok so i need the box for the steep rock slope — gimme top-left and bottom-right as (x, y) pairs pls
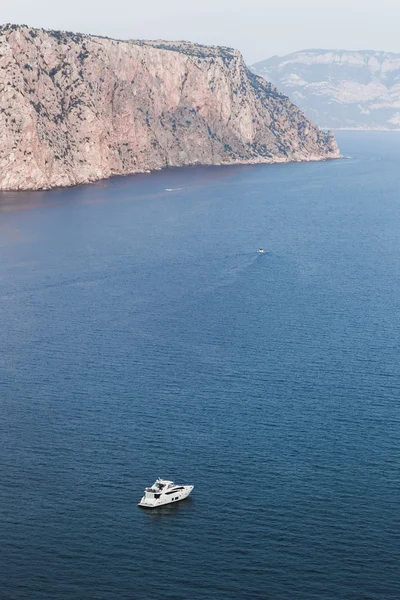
(251, 50), (400, 130)
(0, 26), (340, 191)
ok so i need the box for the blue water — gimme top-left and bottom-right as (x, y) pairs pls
(1, 132), (399, 600)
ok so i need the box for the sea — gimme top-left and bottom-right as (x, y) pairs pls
(1, 132), (399, 600)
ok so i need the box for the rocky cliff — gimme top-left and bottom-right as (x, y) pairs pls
(0, 25), (340, 191)
(251, 50), (400, 130)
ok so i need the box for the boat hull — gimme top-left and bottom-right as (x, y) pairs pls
(138, 485), (193, 508)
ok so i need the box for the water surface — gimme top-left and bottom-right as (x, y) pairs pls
(1, 132), (400, 599)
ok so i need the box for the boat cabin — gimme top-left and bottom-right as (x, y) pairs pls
(143, 479), (181, 500)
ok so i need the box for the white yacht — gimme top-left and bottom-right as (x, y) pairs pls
(257, 248), (265, 254)
(138, 479), (194, 508)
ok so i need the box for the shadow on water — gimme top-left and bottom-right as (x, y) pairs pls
(0, 163), (258, 214)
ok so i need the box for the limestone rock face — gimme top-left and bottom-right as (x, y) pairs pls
(0, 26), (340, 191)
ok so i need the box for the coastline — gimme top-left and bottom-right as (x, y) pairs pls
(0, 152), (342, 193)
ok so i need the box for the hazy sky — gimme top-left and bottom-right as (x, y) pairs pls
(3, 0), (400, 64)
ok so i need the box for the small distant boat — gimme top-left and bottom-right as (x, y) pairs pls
(138, 479), (194, 508)
(257, 248), (265, 254)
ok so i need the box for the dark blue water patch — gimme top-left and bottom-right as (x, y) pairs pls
(1, 132), (400, 599)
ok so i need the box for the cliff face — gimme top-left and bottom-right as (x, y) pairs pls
(0, 26), (340, 191)
(251, 50), (400, 130)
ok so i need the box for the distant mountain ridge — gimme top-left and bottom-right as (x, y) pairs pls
(251, 49), (400, 130)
